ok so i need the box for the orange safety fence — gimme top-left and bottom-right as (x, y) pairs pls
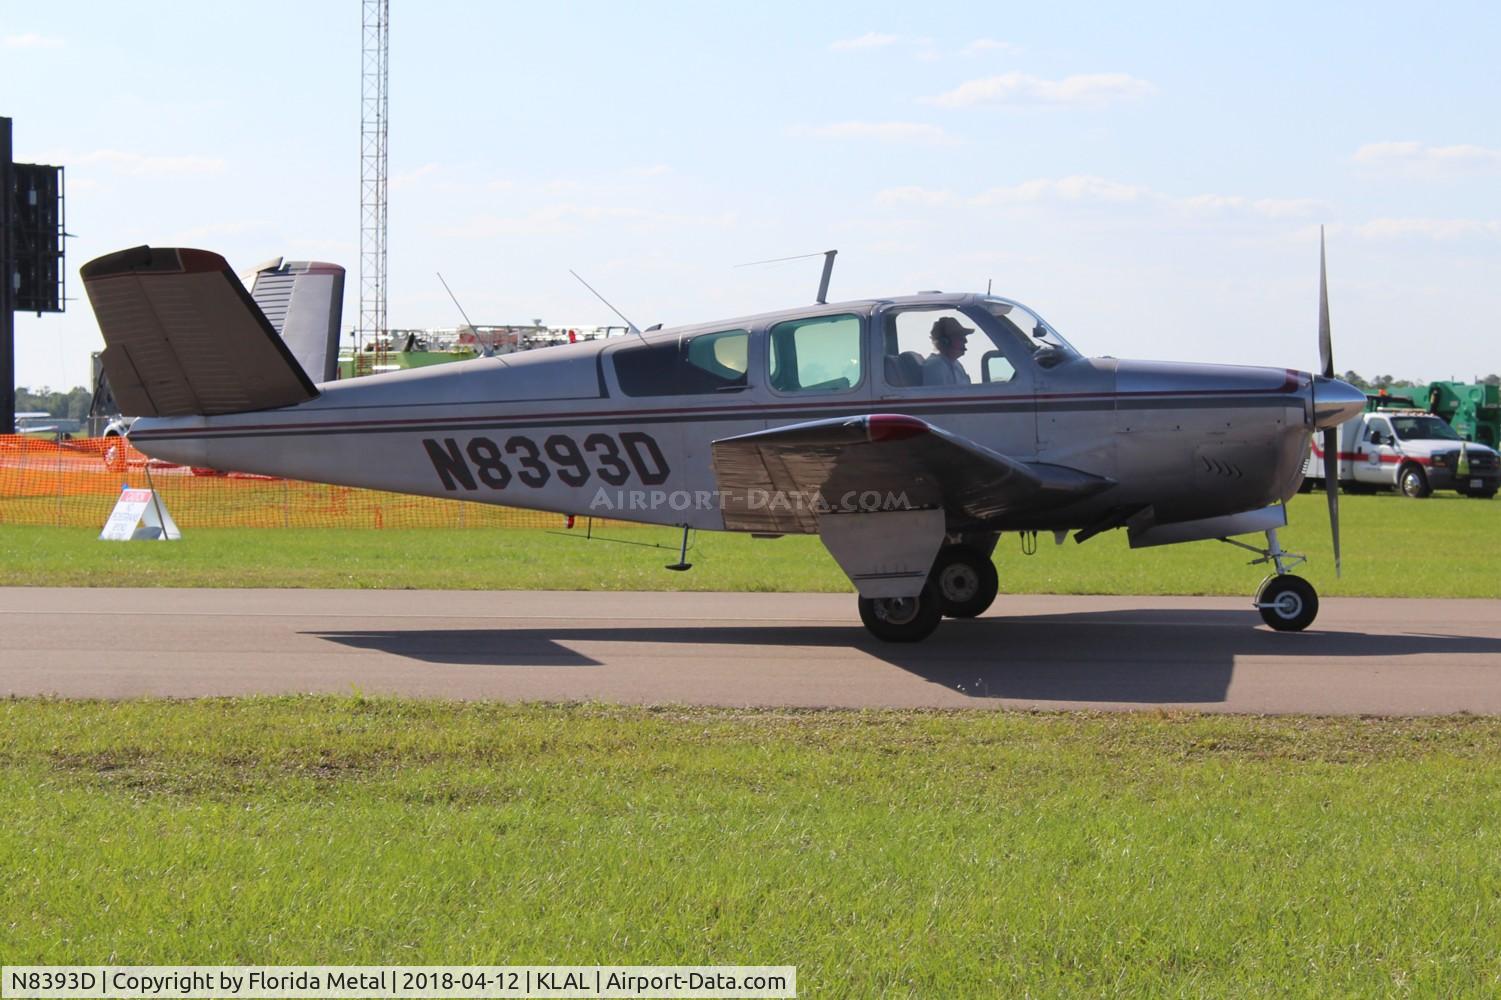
(0, 435), (568, 530)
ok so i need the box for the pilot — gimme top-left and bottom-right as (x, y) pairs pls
(922, 316), (972, 386)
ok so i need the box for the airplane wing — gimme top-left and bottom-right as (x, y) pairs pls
(711, 413), (1113, 532)
(82, 246), (319, 418)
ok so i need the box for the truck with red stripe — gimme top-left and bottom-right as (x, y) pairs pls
(1305, 407), (1499, 499)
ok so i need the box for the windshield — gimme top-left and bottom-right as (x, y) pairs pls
(1391, 416), (1462, 441)
(979, 298), (1079, 367)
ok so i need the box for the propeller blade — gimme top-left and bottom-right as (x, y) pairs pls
(1324, 429), (1341, 578)
(1318, 225), (1333, 379)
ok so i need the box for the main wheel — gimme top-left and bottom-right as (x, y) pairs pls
(858, 585), (943, 642)
(1398, 464), (1431, 498)
(1255, 574), (1319, 632)
(930, 545), (999, 618)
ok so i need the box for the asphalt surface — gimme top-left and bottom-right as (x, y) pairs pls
(3, 588), (1500, 714)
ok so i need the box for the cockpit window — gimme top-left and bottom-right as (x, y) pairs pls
(882, 307), (1018, 388)
(981, 298), (1079, 368)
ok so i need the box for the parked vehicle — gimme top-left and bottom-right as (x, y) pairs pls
(1304, 407), (1500, 498)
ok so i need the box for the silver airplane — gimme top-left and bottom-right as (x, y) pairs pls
(81, 239), (1365, 642)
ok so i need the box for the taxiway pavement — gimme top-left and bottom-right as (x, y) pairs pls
(3, 588), (1499, 714)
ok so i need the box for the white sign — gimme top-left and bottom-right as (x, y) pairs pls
(99, 488), (181, 541)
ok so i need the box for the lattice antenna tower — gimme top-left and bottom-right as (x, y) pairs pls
(358, 0), (389, 367)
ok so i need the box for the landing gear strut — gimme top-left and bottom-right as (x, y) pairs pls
(1222, 527), (1320, 632)
(929, 545), (999, 618)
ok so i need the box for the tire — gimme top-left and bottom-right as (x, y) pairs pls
(1255, 574), (1319, 632)
(1397, 464), (1431, 499)
(858, 585), (943, 642)
(929, 545), (999, 619)
(1464, 489), (1497, 500)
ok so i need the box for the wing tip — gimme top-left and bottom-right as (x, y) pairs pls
(81, 246), (231, 281)
(864, 413), (930, 442)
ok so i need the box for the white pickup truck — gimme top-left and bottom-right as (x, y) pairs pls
(1304, 408), (1499, 499)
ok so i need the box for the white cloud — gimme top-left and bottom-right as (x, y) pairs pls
(437, 203), (738, 240)
(55, 148), (225, 175)
(1178, 194), (1324, 219)
(791, 121), (957, 145)
(875, 186), (955, 207)
(829, 32), (900, 51)
(954, 176), (1323, 221)
(1355, 217), (1501, 241)
(972, 175), (1148, 205)
(390, 163), (441, 191)
(173, 220), (271, 241)
(1353, 140), (1501, 173)
(3, 32), (63, 48)
(929, 72), (1156, 108)
(961, 38), (1019, 56)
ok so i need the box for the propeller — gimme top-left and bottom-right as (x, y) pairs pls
(1317, 226), (1341, 578)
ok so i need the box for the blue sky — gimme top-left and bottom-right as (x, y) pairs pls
(3, 0), (1498, 390)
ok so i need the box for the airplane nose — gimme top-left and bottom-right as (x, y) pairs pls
(1312, 375), (1366, 429)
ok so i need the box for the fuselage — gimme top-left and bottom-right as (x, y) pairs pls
(128, 292), (1359, 533)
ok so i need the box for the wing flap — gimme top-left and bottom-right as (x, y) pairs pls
(711, 413), (1112, 532)
(82, 246), (319, 417)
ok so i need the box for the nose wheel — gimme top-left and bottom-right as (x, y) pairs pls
(1222, 527), (1321, 632)
(1254, 574), (1319, 631)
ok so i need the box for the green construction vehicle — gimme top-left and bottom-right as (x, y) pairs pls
(1421, 381), (1500, 448)
(1368, 381), (1500, 447)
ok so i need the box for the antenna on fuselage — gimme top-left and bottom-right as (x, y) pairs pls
(437, 271), (511, 366)
(734, 249), (838, 304)
(569, 270), (643, 339)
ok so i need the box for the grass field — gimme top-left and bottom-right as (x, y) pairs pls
(2, 492), (1497, 597)
(2, 699), (1499, 996)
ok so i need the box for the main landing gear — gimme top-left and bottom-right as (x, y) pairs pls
(1222, 527), (1320, 632)
(857, 544), (1001, 642)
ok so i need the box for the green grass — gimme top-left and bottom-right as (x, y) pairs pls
(2, 493), (1497, 597)
(2, 699), (1499, 996)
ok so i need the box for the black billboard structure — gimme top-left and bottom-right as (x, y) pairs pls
(1, 116), (68, 433)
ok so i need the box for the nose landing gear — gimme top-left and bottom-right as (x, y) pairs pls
(1222, 527), (1320, 631)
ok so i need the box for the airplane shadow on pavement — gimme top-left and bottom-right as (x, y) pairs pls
(308, 607), (1501, 705)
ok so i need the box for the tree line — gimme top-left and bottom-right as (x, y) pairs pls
(1338, 373), (1501, 393)
(15, 386), (94, 420)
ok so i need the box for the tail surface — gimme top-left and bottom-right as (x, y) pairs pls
(245, 257), (346, 384)
(82, 246), (319, 418)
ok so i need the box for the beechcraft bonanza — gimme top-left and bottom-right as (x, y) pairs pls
(83, 238), (1365, 642)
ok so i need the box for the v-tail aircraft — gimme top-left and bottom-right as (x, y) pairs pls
(82, 238), (1364, 642)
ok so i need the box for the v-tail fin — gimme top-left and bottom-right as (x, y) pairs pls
(82, 245), (319, 417)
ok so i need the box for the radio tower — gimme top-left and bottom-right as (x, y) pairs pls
(358, 0), (389, 372)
